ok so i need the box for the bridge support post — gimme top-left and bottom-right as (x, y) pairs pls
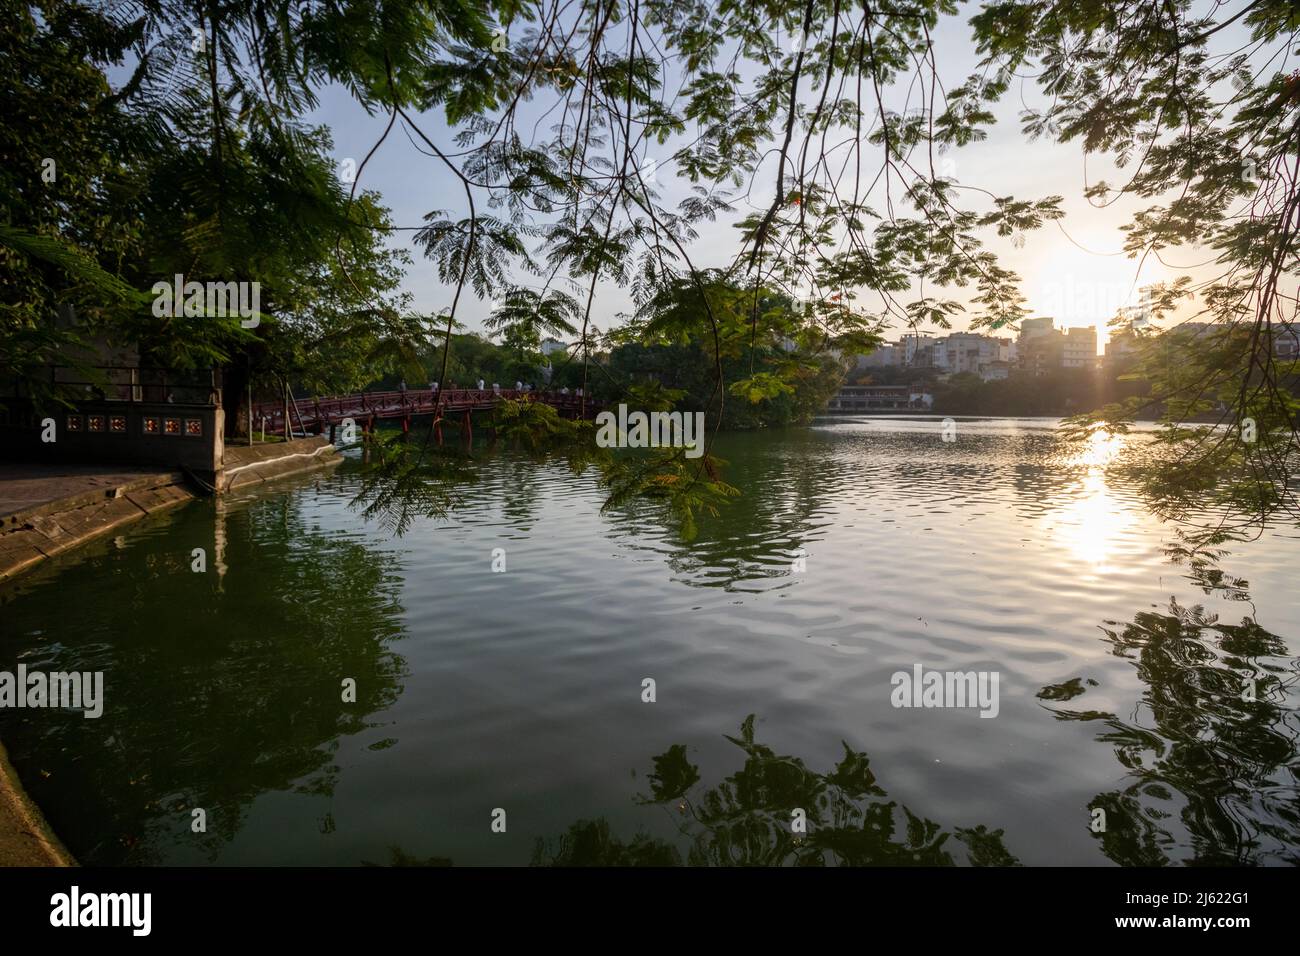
(462, 410), (472, 443)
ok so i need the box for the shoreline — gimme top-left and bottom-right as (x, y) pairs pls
(0, 468), (195, 584)
(0, 740), (77, 866)
(0, 437), (341, 866)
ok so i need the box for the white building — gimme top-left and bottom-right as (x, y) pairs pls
(1061, 326), (1098, 368)
(942, 332), (1001, 374)
(932, 338), (948, 370)
(1274, 326), (1299, 359)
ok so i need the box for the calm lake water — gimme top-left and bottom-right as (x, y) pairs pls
(2, 417), (1298, 865)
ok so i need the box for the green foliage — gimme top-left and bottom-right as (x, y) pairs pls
(349, 432), (479, 536)
(491, 397), (589, 451)
(730, 371), (795, 403)
(7, 0), (1300, 541)
(599, 448), (740, 542)
(483, 286), (580, 355)
(623, 380), (686, 412)
(2, 1), (420, 431)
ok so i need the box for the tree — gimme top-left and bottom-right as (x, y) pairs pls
(8, 0), (1299, 539)
(348, 0), (1297, 542)
(0, 2), (153, 405)
(2, 1), (419, 433)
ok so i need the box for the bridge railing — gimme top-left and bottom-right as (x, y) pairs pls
(249, 387), (595, 434)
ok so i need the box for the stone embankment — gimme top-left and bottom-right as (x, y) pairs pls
(0, 436), (341, 865)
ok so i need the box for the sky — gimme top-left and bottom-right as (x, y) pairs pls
(296, 5), (1259, 355)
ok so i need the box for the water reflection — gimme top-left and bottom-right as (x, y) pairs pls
(533, 715), (1020, 866)
(1039, 597), (1300, 865)
(1032, 430), (1130, 569)
(1046, 469), (1135, 570)
(349, 433), (479, 536)
(1, 422), (1296, 866)
(0, 492), (411, 864)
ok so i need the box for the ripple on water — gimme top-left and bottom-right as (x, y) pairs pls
(0, 419), (1297, 865)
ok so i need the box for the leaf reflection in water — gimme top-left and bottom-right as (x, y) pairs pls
(531, 715), (1020, 867)
(1041, 593), (1300, 866)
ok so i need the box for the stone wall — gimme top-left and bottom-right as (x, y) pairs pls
(220, 435), (341, 492)
(0, 471), (193, 584)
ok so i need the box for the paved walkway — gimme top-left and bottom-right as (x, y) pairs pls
(0, 463), (176, 520)
(0, 464), (193, 585)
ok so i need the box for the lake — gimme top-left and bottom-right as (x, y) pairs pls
(1, 416), (1297, 865)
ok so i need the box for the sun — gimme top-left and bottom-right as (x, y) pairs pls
(1022, 233), (1166, 351)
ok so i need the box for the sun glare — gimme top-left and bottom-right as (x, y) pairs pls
(1025, 237), (1166, 352)
(1048, 431), (1132, 569)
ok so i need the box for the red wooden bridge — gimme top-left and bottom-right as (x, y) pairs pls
(250, 387), (596, 442)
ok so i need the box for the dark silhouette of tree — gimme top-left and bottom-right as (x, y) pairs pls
(533, 715), (1020, 866)
(1040, 597), (1300, 866)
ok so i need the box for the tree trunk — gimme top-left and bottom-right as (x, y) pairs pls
(223, 362), (250, 439)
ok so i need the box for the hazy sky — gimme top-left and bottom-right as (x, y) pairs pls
(299, 5), (1260, 354)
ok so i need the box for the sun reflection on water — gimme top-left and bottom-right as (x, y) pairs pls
(1049, 430), (1133, 569)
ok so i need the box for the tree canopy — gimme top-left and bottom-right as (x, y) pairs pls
(3, 0), (1298, 543)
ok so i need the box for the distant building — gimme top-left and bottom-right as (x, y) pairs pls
(1170, 321), (1217, 339)
(938, 332), (1001, 375)
(980, 360), (1011, 382)
(540, 338), (569, 357)
(1062, 326), (1098, 368)
(862, 331), (1016, 378)
(1275, 325), (1300, 359)
(1015, 319), (1097, 372)
(901, 334), (936, 366)
(857, 344), (901, 369)
(1105, 327), (1142, 364)
(1019, 317), (1055, 340)
(826, 384), (932, 412)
